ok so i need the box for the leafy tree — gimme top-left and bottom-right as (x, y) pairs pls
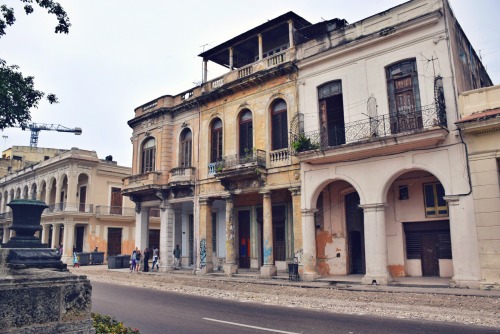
(0, 0), (70, 130)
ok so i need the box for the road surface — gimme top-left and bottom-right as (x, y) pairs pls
(91, 281), (499, 334)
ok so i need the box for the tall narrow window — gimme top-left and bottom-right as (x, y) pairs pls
(211, 118), (223, 163)
(179, 129), (192, 168)
(318, 81), (345, 146)
(271, 99), (288, 150)
(386, 59), (422, 133)
(239, 109), (253, 157)
(141, 137), (156, 173)
(423, 182), (448, 218)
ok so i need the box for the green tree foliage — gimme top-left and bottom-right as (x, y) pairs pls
(0, 0), (70, 130)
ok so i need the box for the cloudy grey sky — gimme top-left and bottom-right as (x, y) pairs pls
(2, 0), (499, 167)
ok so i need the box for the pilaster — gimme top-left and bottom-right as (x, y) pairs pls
(359, 203), (391, 285)
(301, 208), (319, 281)
(198, 197), (213, 274)
(223, 194), (237, 276)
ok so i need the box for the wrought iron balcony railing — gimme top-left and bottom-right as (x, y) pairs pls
(292, 103), (446, 153)
(208, 149), (266, 175)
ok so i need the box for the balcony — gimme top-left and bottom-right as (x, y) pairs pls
(169, 167), (195, 184)
(209, 150), (267, 191)
(44, 202), (94, 214)
(293, 103), (448, 164)
(201, 49), (295, 96)
(96, 206), (135, 216)
(122, 171), (163, 196)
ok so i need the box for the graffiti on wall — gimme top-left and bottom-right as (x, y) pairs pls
(199, 238), (206, 269)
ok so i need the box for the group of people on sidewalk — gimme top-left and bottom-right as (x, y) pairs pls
(130, 245), (181, 273)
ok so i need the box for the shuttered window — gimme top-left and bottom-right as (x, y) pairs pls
(404, 221), (452, 260)
(141, 137), (156, 173)
(239, 110), (253, 157)
(271, 99), (288, 150)
(211, 119), (223, 163)
(180, 129), (192, 167)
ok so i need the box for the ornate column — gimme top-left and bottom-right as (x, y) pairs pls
(2, 224), (9, 243)
(202, 59), (208, 83)
(41, 224), (50, 244)
(229, 47), (234, 71)
(62, 222), (76, 264)
(289, 187), (302, 257)
(54, 181), (62, 212)
(301, 208), (318, 280)
(134, 205), (149, 251)
(223, 194), (237, 275)
(359, 203), (391, 285)
(445, 195), (481, 288)
(258, 34), (263, 60)
(66, 171), (78, 212)
(159, 202), (174, 271)
(260, 190), (276, 277)
(288, 19), (294, 48)
(51, 223), (60, 248)
(198, 197), (213, 274)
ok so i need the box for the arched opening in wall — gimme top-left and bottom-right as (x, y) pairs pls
(61, 175), (68, 211)
(314, 180), (364, 276)
(15, 188), (21, 200)
(30, 183), (37, 200)
(22, 185), (29, 199)
(386, 170), (451, 278)
(239, 109), (253, 158)
(179, 128), (193, 168)
(77, 174), (89, 213)
(9, 189), (14, 206)
(48, 179), (57, 211)
(39, 182), (47, 205)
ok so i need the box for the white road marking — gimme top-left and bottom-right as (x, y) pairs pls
(203, 317), (301, 333)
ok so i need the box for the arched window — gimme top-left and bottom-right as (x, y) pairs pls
(141, 137), (156, 173)
(179, 129), (192, 168)
(211, 118), (223, 163)
(271, 99), (288, 150)
(239, 109), (253, 157)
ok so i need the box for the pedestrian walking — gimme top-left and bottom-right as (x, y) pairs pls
(152, 246), (159, 271)
(143, 248), (150, 272)
(173, 244), (181, 270)
(135, 249), (142, 272)
(73, 252), (80, 268)
(131, 248), (138, 273)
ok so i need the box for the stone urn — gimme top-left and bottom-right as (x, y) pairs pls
(2, 199), (48, 249)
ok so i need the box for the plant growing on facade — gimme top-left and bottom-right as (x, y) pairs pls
(92, 313), (141, 334)
(291, 133), (319, 152)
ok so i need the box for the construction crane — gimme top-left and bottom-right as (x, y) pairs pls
(18, 123), (82, 148)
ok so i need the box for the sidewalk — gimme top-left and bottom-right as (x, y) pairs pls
(102, 265), (500, 298)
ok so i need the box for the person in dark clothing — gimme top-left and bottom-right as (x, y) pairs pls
(143, 247), (150, 272)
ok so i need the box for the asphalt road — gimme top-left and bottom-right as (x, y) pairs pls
(91, 281), (499, 334)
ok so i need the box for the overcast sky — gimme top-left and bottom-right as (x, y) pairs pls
(2, 0), (499, 167)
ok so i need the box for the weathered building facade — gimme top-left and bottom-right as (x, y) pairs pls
(124, 0), (494, 287)
(456, 85), (500, 289)
(293, 0), (491, 287)
(0, 148), (137, 264)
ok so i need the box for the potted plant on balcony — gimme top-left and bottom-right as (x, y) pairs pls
(291, 133), (319, 152)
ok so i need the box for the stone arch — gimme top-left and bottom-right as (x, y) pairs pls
(22, 185), (29, 199)
(30, 183), (37, 200)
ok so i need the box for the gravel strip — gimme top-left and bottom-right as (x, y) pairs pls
(72, 266), (499, 328)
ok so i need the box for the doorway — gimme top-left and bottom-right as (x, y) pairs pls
(319, 81), (345, 146)
(75, 226), (85, 252)
(79, 186), (87, 212)
(238, 210), (251, 269)
(107, 228), (122, 256)
(188, 214), (194, 265)
(345, 192), (365, 274)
